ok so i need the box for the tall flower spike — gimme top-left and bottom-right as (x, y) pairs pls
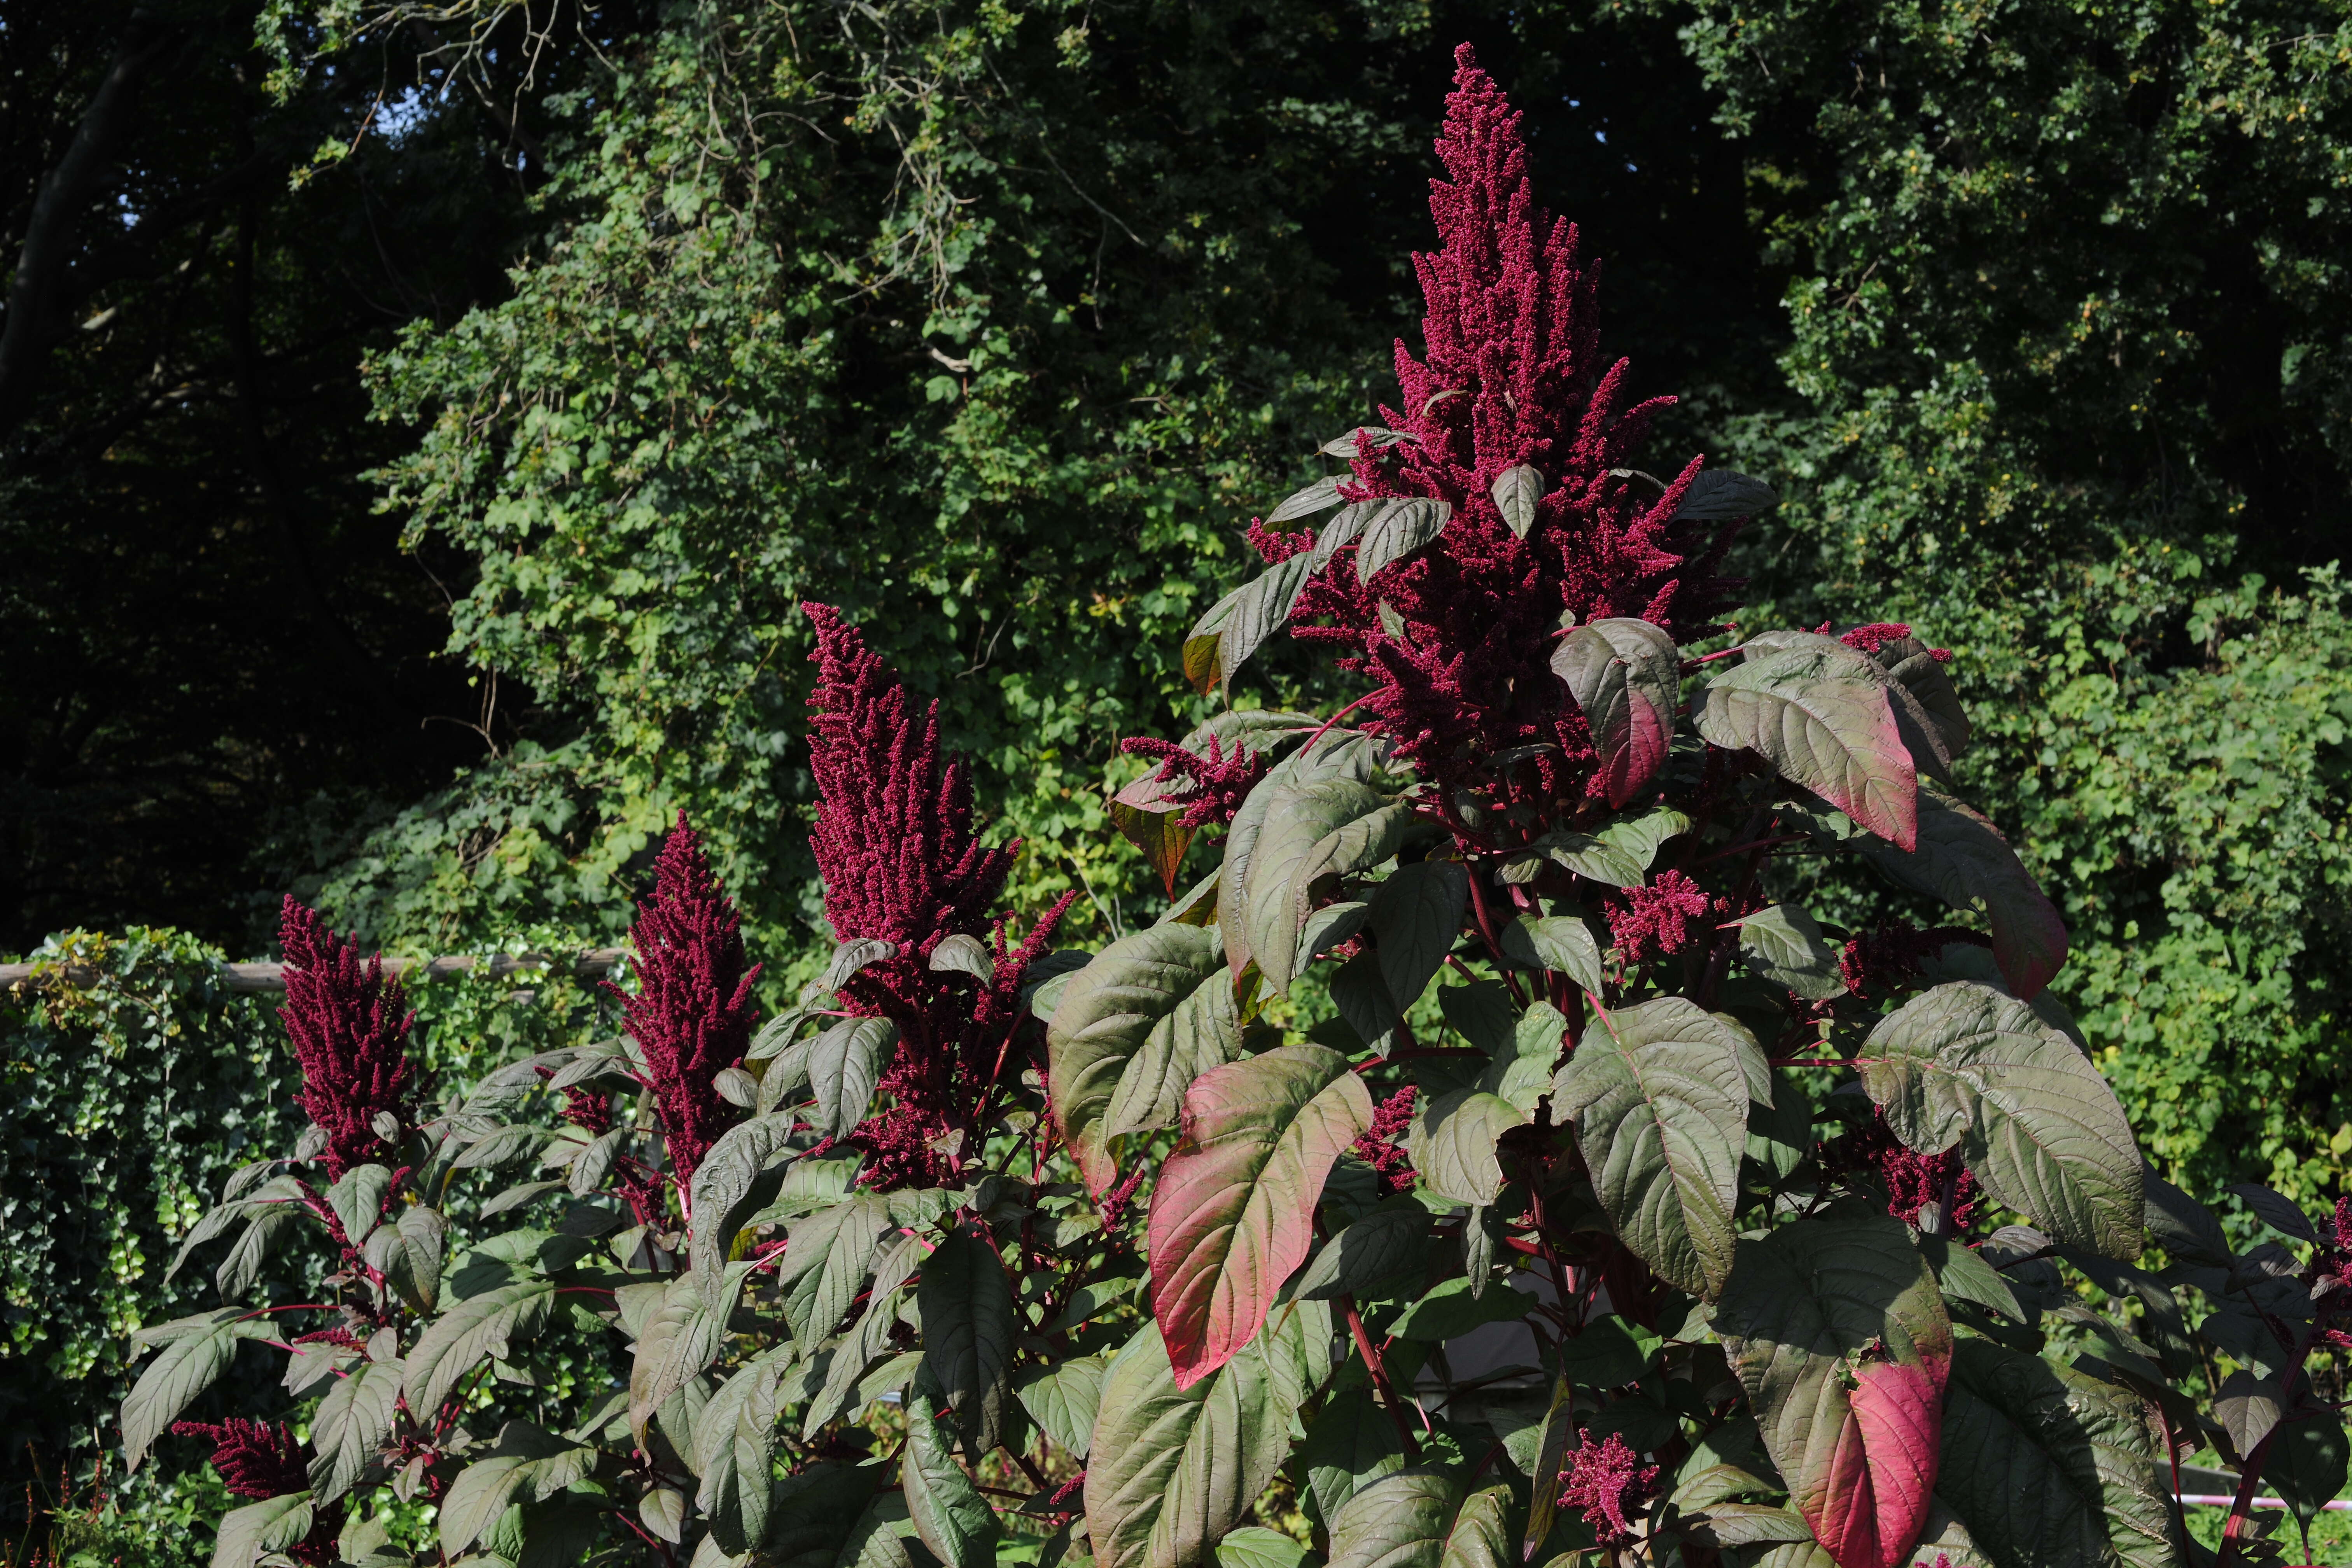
(803, 602), (1015, 959)
(1286, 46), (1743, 802)
(278, 897), (414, 1180)
(608, 813), (762, 1190)
(171, 1419), (310, 1501)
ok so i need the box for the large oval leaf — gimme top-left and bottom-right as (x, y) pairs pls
(810, 1016), (897, 1139)
(307, 1355), (404, 1502)
(1551, 998), (1756, 1297)
(1860, 982), (2141, 1260)
(1085, 1324), (1295, 1568)
(628, 1264), (756, 1450)
(1356, 499), (1452, 582)
(1407, 1089), (1525, 1208)
(1149, 1044), (1373, 1387)
(1368, 860), (1468, 1017)
(1715, 1206), (1953, 1568)
(1693, 633), (1917, 849)
(1243, 779), (1405, 996)
(1325, 1470), (1468, 1568)
(1551, 618), (1683, 808)
(1847, 787), (2067, 999)
(121, 1309), (279, 1470)
(918, 1220), (1017, 1450)
(1048, 924), (1230, 1198)
(403, 1279), (556, 1423)
(903, 1393), (999, 1568)
(1107, 955), (1246, 1139)
(1933, 1339), (2181, 1568)
(1218, 731), (1386, 979)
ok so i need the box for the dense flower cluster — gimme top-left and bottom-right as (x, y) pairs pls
(1351, 1085), (1420, 1195)
(605, 814), (761, 1190)
(1283, 46), (1742, 810)
(805, 602), (1074, 1187)
(278, 897), (415, 1180)
(171, 1418), (308, 1500)
(1828, 1112), (1979, 1230)
(1118, 735), (1270, 830)
(1606, 871), (1712, 967)
(1836, 621), (1951, 663)
(1557, 1430), (1659, 1545)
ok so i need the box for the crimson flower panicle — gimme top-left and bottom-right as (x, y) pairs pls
(1557, 1430), (1660, 1546)
(278, 897), (415, 1180)
(606, 812), (762, 1190)
(1118, 734), (1270, 831)
(170, 1418), (309, 1500)
(1351, 1085), (1419, 1195)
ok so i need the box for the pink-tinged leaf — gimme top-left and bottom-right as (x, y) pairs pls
(1811, 1360), (1945, 1568)
(1693, 633), (1918, 850)
(1717, 1206), (1954, 1568)
(1850, 789), (2067, 999)
(1550, 618), (1683, 809)
(1111, 779), (1197, 899)
(1149, 1044), (1373, 1389)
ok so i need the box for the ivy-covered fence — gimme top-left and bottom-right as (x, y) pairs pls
(0, 926), (613, 1558)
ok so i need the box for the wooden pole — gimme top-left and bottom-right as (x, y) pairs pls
(0, 948), (629, 996)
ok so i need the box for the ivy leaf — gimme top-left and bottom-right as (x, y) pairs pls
(121, 1308), (279, 1470)
(209, 1491), (315, 1568)
(1736, 905), (1850, 1001)
(1552, 998), (1756, 1297)
(1244, 779), (1407, 996)
(1016, 1353), (1108, 1459)
(1356, 499), (1451, 582)
(1491, 466), (1544, 537)
(1368, 860), (1468, 1018)
(1407, 1089), (1524, 1208)
(1715, 1206), (1953, 1568)
(920, 1220), (1018, 1451)
(1694, 633), (1918, 849)
(628, 1264), (755, 1450)
(1551, 618), (1683, 807)
(308, 1355), (404, 1502)
(1048, 923), (1229, 1198)
(1149, 1043), (1373, 1388)
(810, 1016), (897, 1140)
(1861, 982), (2142, 1260)
(688, 1111), (798, 1301)
(1498, 915), (1605, 995)
(1084, 1325), (1298, 1568)
(1326, 1470), (1459, 1568)
(1933, 1339), (2181, 1568)
(1670, 468), (1779, 521)
(1295, 1198), (1431, 1301)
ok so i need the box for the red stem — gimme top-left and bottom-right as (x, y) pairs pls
(1340, 1292), (1422, 1460)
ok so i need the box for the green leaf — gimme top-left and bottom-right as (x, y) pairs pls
(627, 1264), (755, 1449)
(1269, 473), (1346, 523)
(1861, 982), (2142, 1259)
(1670, 467), (1779, 521)
(920, 1220), (1018, 1449)
(308, 1354), (404, 1502)
(1693, 632), (1917, 849)
(1438, 980), (1513, 1056)
(837, 1493), (926, 1568)
(1368, 860), (1468, 1018)
(1084, 1323), (1296, 1568)
(1048, 923), (1230, 1197)
(1297, 1198), (1430, 1301)
(1218, 731), (1385, 978)
(696, 1352), (789, 1553)
(1438, 1486), (1511, 1568)
(1735, 905), (1849, 1001)
(2272, 1409), (2349, 1547)
(825, 937), (898, 994)
(779, 1194), (892, 1342)
(689, 1111), (799, 1302)
(1715, 1206), (1953, 1568)
(810, 1016), (898, 1140)
(327, 1164), (393, 1245)
(1388, 1277), (1537, 1342)
(1219, 1526), (1308, 1568)
(929, 933), (994, 980)
(1844, 786), (2067, 999)
(1933, 1339), (2181, 1568)
(1356, 499), (1451, 582)
(1304, 1388), (1409, 1526)
(1551, 998), (1755, 1296)
(1149, 1043), (1373, 1387)
(1017, 1353), (1108, 1460)
(440, 1423), (595, 1555)
(121, 1308), (278, 1470)
(1321, 427), (1415, 457)
(1408, 1088), (1525, 1208)
(210, 1491), (314, 1568)
(1551, 618), (1684, 808)
(216, 1206), (297, 1302)
(1112, 793), (1200, 900)
(1491, 466), (1544, 537)
(1483, 1001), (1566, 1118)
(1519, 1377), (1576, 1556)
(1245, 779), (1407, 996)
(1212, 555), (1320, 695)
(1556, 1317), (1654, 1388)
(1916, 1233), (2030, 1325)
(1326, 1470), (1459, 1568)
(1499, 915), (1605, 995)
